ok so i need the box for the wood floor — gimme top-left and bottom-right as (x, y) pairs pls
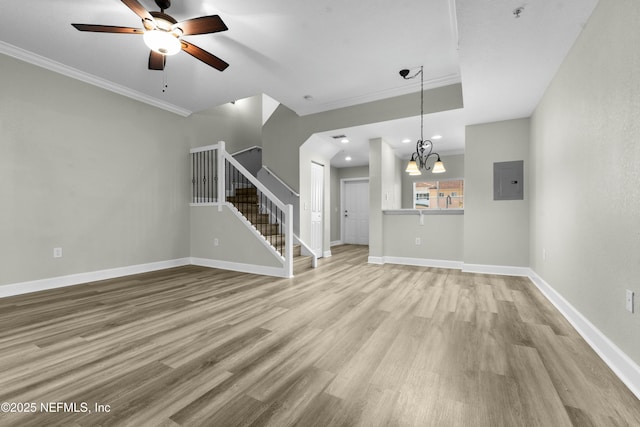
(0, 245), (638, 426)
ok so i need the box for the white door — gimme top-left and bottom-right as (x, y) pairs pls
(344, 180), (369, 245)
(310, 162), (324, 257)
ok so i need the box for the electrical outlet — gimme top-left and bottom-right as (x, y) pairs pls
(626, 290), (634, 313)
(214, 238), (219, 247)
(542, 248), (546, 261)
(53, 247), (63, 258)
(415, 237), (421, 245)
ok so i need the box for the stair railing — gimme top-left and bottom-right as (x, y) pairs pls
(294, 234), (318, 268)
(190, 141), (293, 278)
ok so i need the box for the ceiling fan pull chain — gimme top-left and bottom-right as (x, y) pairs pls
(162, 65), (168, 93)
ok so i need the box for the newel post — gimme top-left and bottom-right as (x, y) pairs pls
(285, 204), (294, 278)
(217, 140), (225, 212)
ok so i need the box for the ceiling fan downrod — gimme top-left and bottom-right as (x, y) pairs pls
(155, 0), (171, 13)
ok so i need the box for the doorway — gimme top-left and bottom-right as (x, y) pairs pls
(342, 179), (369, 245)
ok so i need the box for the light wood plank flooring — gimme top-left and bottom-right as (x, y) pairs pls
(0, 245), (638, 426)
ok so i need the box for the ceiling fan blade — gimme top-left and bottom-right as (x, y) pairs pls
(148, 51), (166, 70)
(181, 40), (229, 71)
(121, 0), (154, 22)
(72, 24), (144, 34)
(173, 15), (228, 36)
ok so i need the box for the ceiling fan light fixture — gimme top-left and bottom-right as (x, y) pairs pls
(143, 29), (181, 55)
(71, 0), (229, 71)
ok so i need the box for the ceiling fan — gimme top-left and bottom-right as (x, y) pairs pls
(72, 0), (229, 72)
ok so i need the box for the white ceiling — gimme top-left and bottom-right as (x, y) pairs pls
(323, 109), (466, 168)
(1, 0), (598, 165)
(323, 0), (599, 167)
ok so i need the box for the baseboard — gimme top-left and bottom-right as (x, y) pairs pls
(323, 250), (332, 258)
(384, 256), (463, 270)
(369, 257), (526, 274)
(372, 256), (530, 272)
(462, 263), (530, 277)
(330, 240), (343, 247)
(0, 258), (191, 299)
(528, 270), (640, 400)
(190, 257), (290, 278)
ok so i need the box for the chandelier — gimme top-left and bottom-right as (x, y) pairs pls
(399, 66), (446, 175)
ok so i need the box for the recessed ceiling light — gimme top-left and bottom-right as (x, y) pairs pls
(402, 138), (412, 144)
(345, 156), (352, 161)
(341, 139), (349, 144)
(431, 135), (443, 140)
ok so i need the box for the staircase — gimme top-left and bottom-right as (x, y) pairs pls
(227, 186), (285, 255)
(191, 141), (314, 278)
(227, 187), (315, 274)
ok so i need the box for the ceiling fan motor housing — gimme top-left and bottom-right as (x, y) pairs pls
(155, 0), (172, 11)
(149, 11), (178, 29)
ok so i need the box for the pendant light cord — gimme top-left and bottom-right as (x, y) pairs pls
(420, 65), (424, 143)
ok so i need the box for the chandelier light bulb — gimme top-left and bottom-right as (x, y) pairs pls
(432, 159), (446, 173)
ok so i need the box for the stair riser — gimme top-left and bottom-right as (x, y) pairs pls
(228, 196), (258, 203)
(234, 187), (257, 196)
(228, 195), (284, 252)
(231, 203), (260, 214)
(255, 225), (280, 236)
(244, 215), (270, 224)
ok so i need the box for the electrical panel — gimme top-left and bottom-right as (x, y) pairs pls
(494, 160), (524, 200)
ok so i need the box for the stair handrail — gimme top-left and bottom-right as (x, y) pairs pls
(261, 165), (300, 198)
(190, 143), (222, 154)
(231, 145), (262, 156)
(222, 153), (289, 213)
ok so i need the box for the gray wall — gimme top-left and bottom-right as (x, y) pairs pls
(188, 95), (263, 154)
(191, 206), (282, 268)
(0, 55), (270, 289)
(339, 166), (370, 181)
(530, 0), (640, 364)
(0, 53), (191, 287)
(383, 214), (463, 261)
(464, 119), (530, 267)
(233, 147), (262, 177)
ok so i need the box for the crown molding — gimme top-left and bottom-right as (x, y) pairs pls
(0, 41), (192, 117)
(295, 72), (462, 116)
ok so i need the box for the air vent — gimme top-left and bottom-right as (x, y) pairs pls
(332, 134), (347, 139)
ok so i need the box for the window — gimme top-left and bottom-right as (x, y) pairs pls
(413, 179), (464, 210)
